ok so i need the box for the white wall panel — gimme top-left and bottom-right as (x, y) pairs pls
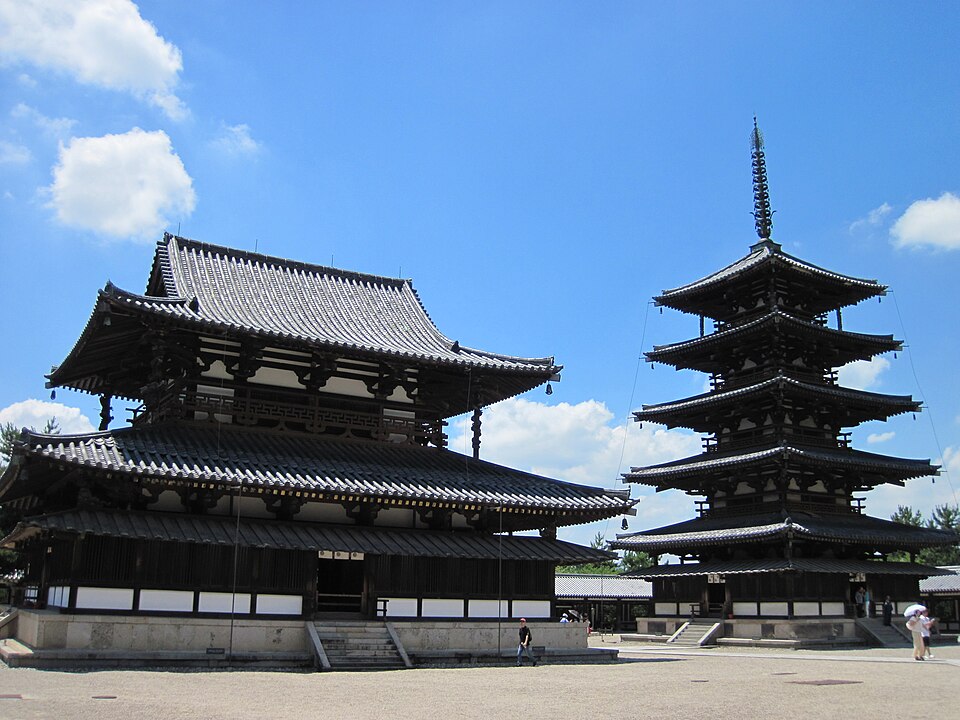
(759, 602), (789, 617)
(512, 600), (550, 618)
(255, 594), (302, 615)
(733, 602), (758, 616)
(198, 592), (251, 614)
(139, 589), (194, 612)
(76, 587), (134, 611)
(421, 598), (464, 618)
(468, 599), (508, 618)
(383, 598), (418, 617)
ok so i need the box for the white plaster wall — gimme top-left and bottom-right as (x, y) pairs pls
(296, 501), (351, 524)
(372, 506), (415, 528)
(323, 376), (375, 399)
(75, 587), (134, 611)
(152, 489), (184, 512)
(759, 602), (789, 617)
(468, 599), (508, 618)
(821, 602), (845, 616)
(655, 602), (680, 616)
(383, 598), (418, 617)
(733, 602), (758, 616)
(793, 601), (821, 616)
(249, 366), (303, 390)
(198, 592), (251, 614)
(512, 600), (550, 618)
(139, 589), (194, 612)
(255, 594), (302, 615)
(421, 598), (464, 618)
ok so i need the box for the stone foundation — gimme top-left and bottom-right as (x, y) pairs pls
(634, 617), (859, 641)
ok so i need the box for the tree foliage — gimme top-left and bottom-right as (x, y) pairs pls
(556, 532), (654, 575)
(890, 504), (960, 566)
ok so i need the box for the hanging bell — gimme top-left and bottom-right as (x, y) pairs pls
(545, 383), (553, 396)
(50, 389), (56, 400)
(621, 518), (629, 531)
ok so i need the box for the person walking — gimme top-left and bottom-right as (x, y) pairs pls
(920, 609), (936, 659)
(517, 618), (537, 666)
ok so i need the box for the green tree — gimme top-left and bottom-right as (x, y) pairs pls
(619, 549), (654, 574)
(889, 504), (960, 566)
(556, 532), (619, 575)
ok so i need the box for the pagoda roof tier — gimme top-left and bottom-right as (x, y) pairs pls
(620, 558), (952, 580)
(47, 234), (559, 409)
(646, 309), (900, 373)
(623, 443), (937, 492)
(656, 239), (885, 320)
(611, 510), (959, 552)
(636, 374), (920, 431)
(1, 508), (615, 564)
(0, 425), (633, 528)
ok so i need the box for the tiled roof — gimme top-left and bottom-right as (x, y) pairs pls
(623, 443), (936, 486)
(2, 425), (632, 517)
(2, 509), (613, 563)
(920, 568), (960, 594)
(138, 234), (558, 372)
(658, 240), (883, 302)
(624, 558), (953, 579)
(611, 511), (960, 550)
(555, 574), (652, 599)
(636, 375), (919, 428)
(647, 310), (900, 366)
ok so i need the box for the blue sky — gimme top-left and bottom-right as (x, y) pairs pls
(1, 1), (959, 548)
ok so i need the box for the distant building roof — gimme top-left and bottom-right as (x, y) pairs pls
(1, 424), (632, 522)
(612, 511), (959, 551)
(2, 509), (614, 564)
(555, 574), (652, 599)
(48, 234), (560, 403)
(656, 239), (885, 317)
(623, 444), (937, 490)
(920, 566), (960, 595)
(624, 558), (952, 579)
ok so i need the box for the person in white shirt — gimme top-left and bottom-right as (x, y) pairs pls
(906, 610), (925, 660)
(919, 609), (936, 659)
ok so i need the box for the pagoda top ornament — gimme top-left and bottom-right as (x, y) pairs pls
(751, 117), (774, 242)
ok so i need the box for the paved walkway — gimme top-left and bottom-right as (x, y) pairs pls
(1, 640), (956, 720)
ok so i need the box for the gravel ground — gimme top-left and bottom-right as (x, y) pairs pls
(1, 641), (957, 720)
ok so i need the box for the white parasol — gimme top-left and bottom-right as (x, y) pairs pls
(903, 603), (926, 617)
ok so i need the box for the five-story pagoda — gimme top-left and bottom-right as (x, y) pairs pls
(612, 122), (957, 636)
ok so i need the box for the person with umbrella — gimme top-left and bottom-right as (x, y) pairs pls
(904, 604), (926, 660)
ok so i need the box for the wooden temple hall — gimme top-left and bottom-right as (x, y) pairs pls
(0, 233), (633, 663)
(611, 122), (959, 639)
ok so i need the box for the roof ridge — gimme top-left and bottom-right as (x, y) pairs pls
(162, 232), (411, 289)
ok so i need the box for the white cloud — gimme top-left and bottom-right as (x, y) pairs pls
(0, 399), (95, 435)
(11, 103), (77, 140)
(212, 123), (261, 156)
(838, 357), (890, 391)
(0, 140), (31, 165)
(448, 397), (703, 546)
(866, 431), (895, 444)
(891, 192), (960, 251)
(849, 202), (892, 233)
(0, 0), (187, 120)
(17, 73), (37, 88)
(46, 128), (195, 240)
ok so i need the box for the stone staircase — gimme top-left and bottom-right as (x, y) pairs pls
(856, 616), (910, 648)
(309, 621), (410, 671)
(668, 620), (721, 647)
